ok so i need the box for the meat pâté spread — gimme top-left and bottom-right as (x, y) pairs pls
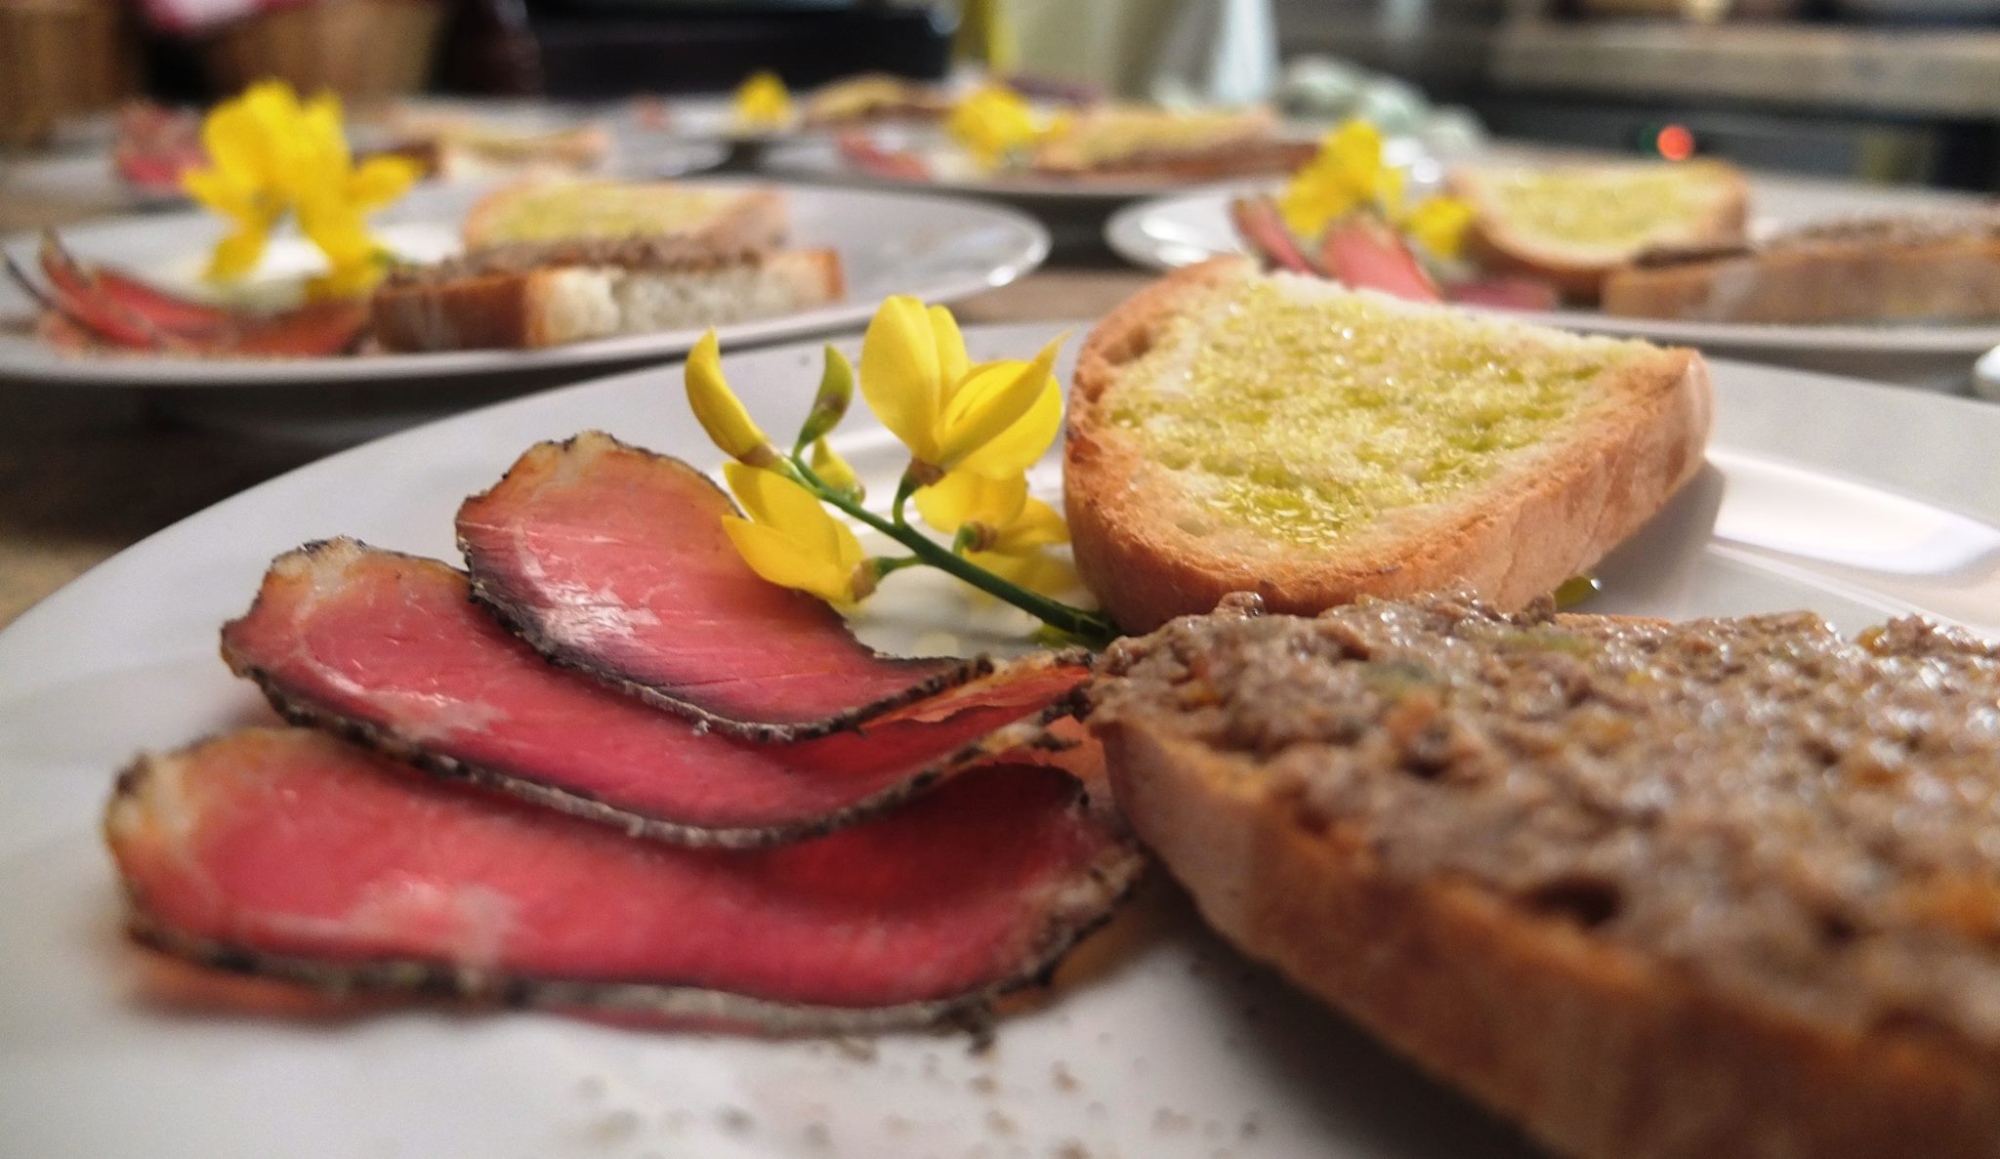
(1089, 591), (2000, 1049)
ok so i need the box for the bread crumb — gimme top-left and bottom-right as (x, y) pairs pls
(718, 1107), (755, 1134)
(804, 1122), (832, 1149)
(1052, 1142), (1090, 1159)
(970, 1074), (999, 1095)
(832, 1037), (878, 1062)
(885, 1114), (912, 1134)
(1239, 1112), (1263, 1139)
(1153, 1108), (1192, 1133)
(985, 1109), (1018, 1136)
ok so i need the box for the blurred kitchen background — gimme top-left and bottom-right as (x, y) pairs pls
(6, 0), (1998, 189)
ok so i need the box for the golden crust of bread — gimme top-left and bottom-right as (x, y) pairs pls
(1097, 715), (2000, 1159)
(1063, 257), (1714, 634)
(1449, 162), (1750, 303)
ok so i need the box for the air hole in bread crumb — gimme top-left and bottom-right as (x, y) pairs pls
(1816, 909), (1860, 948)
(1522, 876), (1623, 929)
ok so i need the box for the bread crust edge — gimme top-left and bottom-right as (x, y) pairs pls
(1099, 717), (2000, 1159)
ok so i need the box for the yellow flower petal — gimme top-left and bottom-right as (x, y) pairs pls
(723, 461), (863, 573)
(990, 496), (1068, 553)
(733, 70), (794, 128)
(1402, 195), (1475, 261)
(934, 336), (1062, 471)
(204, 220), (273, 281)
(810, 437), (862, 500)
(954, 375), (1060, 479)
(723, 517), (859, 606)
(966, 545), (1076, 599)
(928, 304), (970, 390)
(859, 295), (945, 464)
(948, 86), (1040, 167)
(189, 80), (412, 295)
(1278, 117), (1405, 238)
(914, 470), (1028, 535)
(347, 155), (422, 209)
(686, 331), (774, 463)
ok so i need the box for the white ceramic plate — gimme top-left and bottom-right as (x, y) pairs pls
(1104, 173), (2000, 387)
(764, 121), (1324, 206)
(1, 104), (727, 217)
(6, 325), (2000, 1158)
(0, 180), (1049, 388)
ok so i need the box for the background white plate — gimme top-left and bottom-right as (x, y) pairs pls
(766, 121), (1323, 206)
(6, 325), (2000, 1158)
(0, 180), (1049, 388)
(1104, 173), (2000, 388)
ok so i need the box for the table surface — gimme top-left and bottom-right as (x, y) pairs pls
(0, 249), (1152, 631)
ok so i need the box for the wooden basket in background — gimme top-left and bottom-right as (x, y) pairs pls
(0, 0), (139, 146)
(204, 0), (443, 104)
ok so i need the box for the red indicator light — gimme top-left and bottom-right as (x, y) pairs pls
(1657, 124), (1696, 161)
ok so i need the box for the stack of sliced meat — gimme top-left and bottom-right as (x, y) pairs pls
(106, 432), (1143, 1034)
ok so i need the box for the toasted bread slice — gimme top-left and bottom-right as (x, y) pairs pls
(1088, 592), (2000, 1159)
(1031, 105), (1312, 180)
(460, 179), (788, 258)
(802, 73), (951, 128)
(1601, 212), (2000, 324)
(370, 249), (844, 352)
(1063, 258), (1711, 634)
(1450, 160), (1749, 302)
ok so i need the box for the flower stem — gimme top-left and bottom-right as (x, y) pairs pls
(794, 458), (1120, 648)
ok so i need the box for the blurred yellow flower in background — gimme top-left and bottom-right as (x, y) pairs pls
(948, 86), (1042, 168)
(733, 70), (794, 129)
(1278, 118), (1474, 261)
(181, 81), (419, 298)
(1278, 120), (1404, 239)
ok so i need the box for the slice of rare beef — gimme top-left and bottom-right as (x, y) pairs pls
(458, 432), (980, 740)
(107, 728), (1144, 1034)
(220, 540), (1087, 847)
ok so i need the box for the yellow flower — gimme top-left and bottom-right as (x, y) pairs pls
(181, 81), (418, 297)
(914, 471), (1075, 598)
(1401, 194), (1474, 261)
(685, 330), (781, 468)
(721, 462), (874, 607)
(1277, 119), (1405, 239)
(734, 70), (794, 129)
(809, 437), (862, 501)
(858, 296), (1063, 477)
(948, 86), (1041, 168)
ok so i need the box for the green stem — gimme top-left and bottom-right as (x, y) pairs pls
(891, 471), (917, 527)
(871, 554), (924, 577)
(794, 459), (1121, 648)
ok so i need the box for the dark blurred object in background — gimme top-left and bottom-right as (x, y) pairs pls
(526, 0), (953, 97)
(1, 0), (142, 146)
